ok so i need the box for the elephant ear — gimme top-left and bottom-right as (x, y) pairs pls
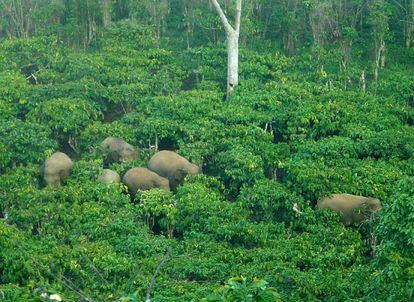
(359, 202), (373, 217)
(173, 168), (187, 182)
(104, 150), (119, 165)
(59, 168), (70, 180)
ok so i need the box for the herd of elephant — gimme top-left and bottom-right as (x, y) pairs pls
(42, 137), (201, 193)
(41, 137), (382, 226)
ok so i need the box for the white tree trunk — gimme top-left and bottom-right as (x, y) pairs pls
(227, 32), (239, 96)
(210, 0), (242, 99)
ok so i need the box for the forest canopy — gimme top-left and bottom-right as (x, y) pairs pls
(0, 1), (414, 301)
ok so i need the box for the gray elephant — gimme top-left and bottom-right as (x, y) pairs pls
(122, 167), (170, 195)
(317, 193), (381, 225)
(42, 152), (73, 186)
(100, 137), (138, 164)
(97, 169), (120, 184)
(148, 150), (201, 190)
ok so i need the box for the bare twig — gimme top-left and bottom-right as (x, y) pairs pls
(124, 263), (147, 293)
(145, 246), (172, 302)
(399, 19), (414, 25)
(26, 73), (38, 84)
(391, 0), (407, 12)
(80, 252), (111, 287)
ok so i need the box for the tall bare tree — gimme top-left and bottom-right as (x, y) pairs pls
(0, 0), (36, 38)
(368, 0), (389, 81)
(210, 0), (242, 99)
(102, 0), (111, 28)
(405, 0), (414, 48)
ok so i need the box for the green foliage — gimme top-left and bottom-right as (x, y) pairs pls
(0, 70), (30, 116)
(0, 119), (56, 166)
(0, 142), (12, 169)
(1, 11), (414, 301)
(370, 177), (414, 300)
(98, 21), (157, 50)
(0, 283), (31, 302)
(0, 99), (18, 120)
(67, 159), (105, 183)
(211, 145), (265, 197)
(28, 98), (100, 139)
(0, 36), (63, 74)
(203, 276), (281, 302)
(239, 179), (306, 225)
(135, 189), (177, 238)
(174, 177), (280, 247)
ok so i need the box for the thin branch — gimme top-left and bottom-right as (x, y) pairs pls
(390, 0), (407, 12)
(399, 19), (414, 25)
(80, 252), (111, 287)
(145, 246), (172, 302)
(210, 0), (234, 34)
(125, 263), (146, 293)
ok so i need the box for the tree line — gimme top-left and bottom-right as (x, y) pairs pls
(1, 1), (413, 52)
(2, 0), (413, 98)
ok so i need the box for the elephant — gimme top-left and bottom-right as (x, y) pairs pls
(122, 167), (170, 195)
(97, 169), (120, 184)
(100, 137), (138, 164)
(317, 193), (381, 225)
(42, 152), (73, 186)
(148, 150), (201, 190)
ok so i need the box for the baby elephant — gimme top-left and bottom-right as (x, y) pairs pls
(43, 152), (73, 186)
(148, 150), (201, 190)
(101, 137), (138, 164)
(317, 193), (381, 225)
(97, 169), (120, 184)
(123, 167), (170, 196)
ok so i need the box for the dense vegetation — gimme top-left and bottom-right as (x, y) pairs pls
(1, 1), (414, 301)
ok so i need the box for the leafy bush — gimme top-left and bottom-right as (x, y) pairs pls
(370, 177), (414, 300)
(174, 177), (280, 247)
(239, 179), (307, 225)
(28, 98), (100, 139)
(210, 145), (265, 197)
(0, 119), (56, 166)
(135, 189), (177, 238)
(203, 276), (281, 302)
(0, 142), (12, 169)
(0, 71), (30, 116)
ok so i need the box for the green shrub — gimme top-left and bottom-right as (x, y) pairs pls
(239, 179), (307, 225)
(175, 177), (278, 246)
(370, 177), (414, 300)
(0, 71), (30, 116)
(203, 276), (281, 302)
(28, 98), (100, 139)
(210, 145), (265, 197)
(135, 189), (177, 238)
(0, 142), (12, 169)
(0, 119), (56, 166)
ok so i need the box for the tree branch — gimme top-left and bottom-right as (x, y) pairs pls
(210, 0), (234, 34)
(235, 0), (242, 34)
(390, 0), (407, 13)
(145, 246), (172, 302)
